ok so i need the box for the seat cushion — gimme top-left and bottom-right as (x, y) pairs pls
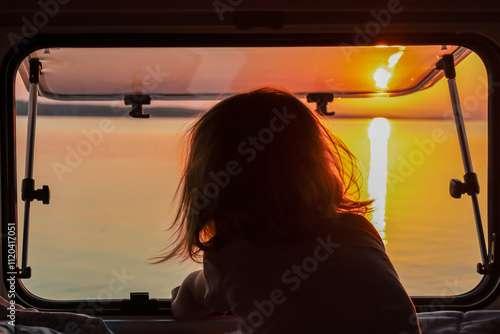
(418, 310), (500, 334)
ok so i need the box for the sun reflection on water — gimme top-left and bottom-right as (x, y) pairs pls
(368, 118), (391, 245)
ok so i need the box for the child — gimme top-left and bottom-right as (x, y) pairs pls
(157, 87), (421, 333)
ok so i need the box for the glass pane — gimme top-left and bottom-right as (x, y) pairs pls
(15, 47), (487, 300)
(19, 45), (465, 100)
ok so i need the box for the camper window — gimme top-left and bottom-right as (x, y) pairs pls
(10, 45), (490, 310)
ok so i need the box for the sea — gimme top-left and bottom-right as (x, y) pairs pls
(15, 115), (488, 300)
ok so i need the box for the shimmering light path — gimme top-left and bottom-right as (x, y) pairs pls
(368, 118), (391, 244)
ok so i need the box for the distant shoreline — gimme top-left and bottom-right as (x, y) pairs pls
(15, 101), (203, 118)
(14, 101), (485, 120)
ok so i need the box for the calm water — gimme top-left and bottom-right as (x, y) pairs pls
(15, 116), (487, 300)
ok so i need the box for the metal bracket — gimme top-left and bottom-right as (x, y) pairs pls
(306, 93), (335, 116)
(17, 58), (47, 280)
(125, 95), (151, 118)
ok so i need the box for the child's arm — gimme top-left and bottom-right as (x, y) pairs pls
(171, 270), (214, 321)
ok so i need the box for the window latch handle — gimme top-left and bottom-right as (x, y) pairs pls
(21, 178), (50, 204)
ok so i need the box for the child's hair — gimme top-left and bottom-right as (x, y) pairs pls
(155, 87), (372, 263)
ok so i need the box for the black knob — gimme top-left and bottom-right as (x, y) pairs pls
(41, 185), (50, 204)
(449, 178), (466, 199)
(34, 185), (50, 205)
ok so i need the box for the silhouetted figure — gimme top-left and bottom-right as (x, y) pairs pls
(156, 87), (421, 334)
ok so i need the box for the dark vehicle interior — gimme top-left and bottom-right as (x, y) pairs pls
(1, 1), (500, 333)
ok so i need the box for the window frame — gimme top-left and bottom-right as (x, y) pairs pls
(1, 32), (499, 314)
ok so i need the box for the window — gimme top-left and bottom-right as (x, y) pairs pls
(9, 44), (492, 307)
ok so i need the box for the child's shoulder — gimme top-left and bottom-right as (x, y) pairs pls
(335, 212), (384, 247)
(336, 212), (372, 227)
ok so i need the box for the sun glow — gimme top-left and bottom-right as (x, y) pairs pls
(373, 50), (405, 89)
(373, 68), (392, 89)
(368, 118), (391, 245)
(388, 51), (404, 68)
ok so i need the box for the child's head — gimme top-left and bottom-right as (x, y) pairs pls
(160, 87), (371, 262)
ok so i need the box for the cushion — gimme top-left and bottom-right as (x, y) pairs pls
(418, 310), (500, 334)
